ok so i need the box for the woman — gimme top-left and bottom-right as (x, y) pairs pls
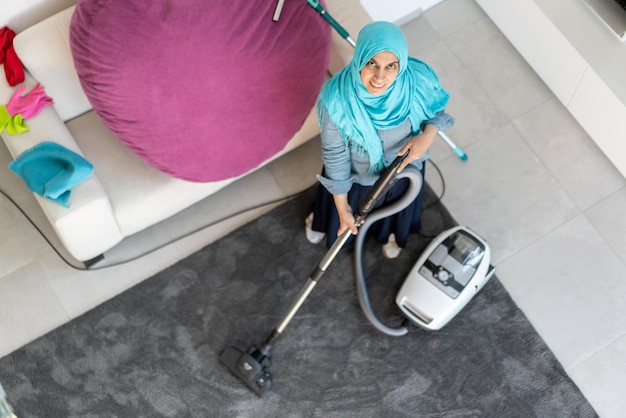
(306, 21), (454, 258)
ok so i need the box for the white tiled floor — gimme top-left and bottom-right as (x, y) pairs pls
(1, 0), (625, 416)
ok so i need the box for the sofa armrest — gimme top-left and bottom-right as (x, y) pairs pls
(1, 75), (123, 262)
(324, 0), (373, 75)
(13, 5), (92, 122)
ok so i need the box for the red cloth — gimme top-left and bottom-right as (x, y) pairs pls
(0, 26), (25, 86)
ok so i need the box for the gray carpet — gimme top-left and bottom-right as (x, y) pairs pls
(0, 185), (597, 417)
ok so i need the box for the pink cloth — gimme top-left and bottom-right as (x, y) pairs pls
(6, 83), (54, 119)
(70, 0), (332, 182)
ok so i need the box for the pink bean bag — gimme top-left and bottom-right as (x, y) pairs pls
(70, 0), (331, 182)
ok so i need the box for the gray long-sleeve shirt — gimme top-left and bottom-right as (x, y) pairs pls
(316, 106), (455, 195)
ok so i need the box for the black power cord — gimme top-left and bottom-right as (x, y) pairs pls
(0, 159), (446, 271)
(423, 158), (446, 212)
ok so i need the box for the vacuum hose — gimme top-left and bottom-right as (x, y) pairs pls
(353, 165), (423, 337)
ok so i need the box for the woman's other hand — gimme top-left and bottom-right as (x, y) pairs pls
(397, 124), (438, 172)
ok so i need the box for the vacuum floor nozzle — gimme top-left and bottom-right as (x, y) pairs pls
(220, 345), (273, 396)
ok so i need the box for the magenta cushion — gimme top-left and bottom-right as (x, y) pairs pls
(69, 0), (331, 182)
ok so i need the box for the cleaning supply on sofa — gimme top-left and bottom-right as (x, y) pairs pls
(1, 83), (53, 134)
(6, 83), (53, 118)
(9, 141), (93, 207)
(0, 26), (24, 86)
(0, 104), (26, 134)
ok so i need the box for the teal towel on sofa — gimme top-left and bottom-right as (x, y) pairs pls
(8, 141), (93, 207)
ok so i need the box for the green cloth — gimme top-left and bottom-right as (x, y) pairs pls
(0, 104), (28, 134)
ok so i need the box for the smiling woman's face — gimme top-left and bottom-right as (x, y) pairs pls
(359, 51), (400, 95)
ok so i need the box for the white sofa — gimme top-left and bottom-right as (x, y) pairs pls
(0, 0), (372, 265)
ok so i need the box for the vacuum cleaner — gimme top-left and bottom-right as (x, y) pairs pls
(396, 225), (495, 331)
(354, 189), (495, 337)
(220, 150), (495, 395)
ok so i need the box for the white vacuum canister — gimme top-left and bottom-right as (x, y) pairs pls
(396, 226), (495, 331)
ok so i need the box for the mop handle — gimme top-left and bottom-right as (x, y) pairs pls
(438, 131), (467, 161)
(305, 0), (467, 160)
(306, 0), (356, 46)
(272, 0), (285, 21)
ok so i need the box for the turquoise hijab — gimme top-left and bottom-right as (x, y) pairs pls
(318, 21), (450, 173)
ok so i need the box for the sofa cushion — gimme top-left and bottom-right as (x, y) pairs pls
(12, 6), (93, 122)
(66, 106), (322, 237)
(69, 0), (331, 182)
